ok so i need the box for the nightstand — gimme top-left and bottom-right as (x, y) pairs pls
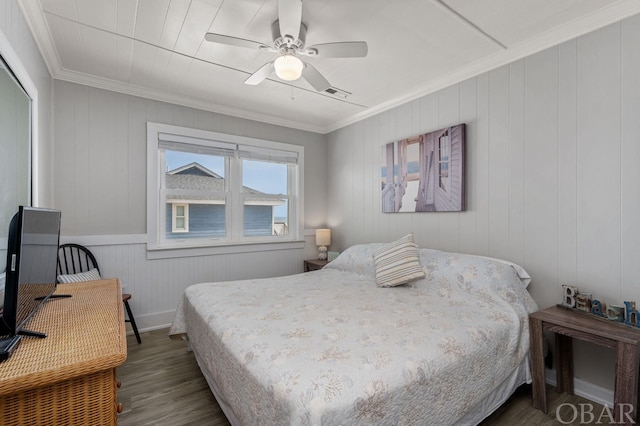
(304, 259), (329, 272)
(529, 305), (640, 423)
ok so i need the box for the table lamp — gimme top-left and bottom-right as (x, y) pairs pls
(315, 229), (331, 260)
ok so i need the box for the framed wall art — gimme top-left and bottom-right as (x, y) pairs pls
(381, 123), (465, 213)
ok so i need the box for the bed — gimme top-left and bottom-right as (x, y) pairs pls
(169, 240), (539, 425)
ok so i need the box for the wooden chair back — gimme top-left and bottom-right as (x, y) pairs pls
(57, 243), (101, 278)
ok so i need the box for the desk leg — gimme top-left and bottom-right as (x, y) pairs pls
(614, 341), (639, 424)
(529, 316), (547, 413)
(556, 334), (574, 394)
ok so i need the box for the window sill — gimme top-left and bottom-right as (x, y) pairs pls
(146, 239), (305, 260)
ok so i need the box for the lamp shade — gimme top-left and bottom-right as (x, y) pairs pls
(315, 229), (331, 246)
(274, 54), (304, 81)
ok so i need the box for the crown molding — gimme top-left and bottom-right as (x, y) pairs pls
(17, 0), (329, 134)
(18, 0), (640, 135)
(325, 0), (640, 133)
(17, 0), (60, 78)
(52, 67), (328, 134)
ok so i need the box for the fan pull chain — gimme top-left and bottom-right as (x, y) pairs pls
(290, 84), (295, 101)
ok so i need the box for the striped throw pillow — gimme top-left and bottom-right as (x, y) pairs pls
(57, 268), (101, 283)
(373, 234), (425, 287)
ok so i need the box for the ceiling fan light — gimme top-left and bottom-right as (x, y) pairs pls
(274, 54), (303, 81)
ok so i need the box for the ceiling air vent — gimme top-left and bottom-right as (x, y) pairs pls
(324, 87), (351, 99)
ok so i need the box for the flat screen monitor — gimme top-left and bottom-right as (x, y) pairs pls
(0, 206), (61, 339)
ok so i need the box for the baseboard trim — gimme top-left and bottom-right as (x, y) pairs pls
(126, 323), (170, 336)
(129, 309), (175, 334)
(545, 368), (614, 407)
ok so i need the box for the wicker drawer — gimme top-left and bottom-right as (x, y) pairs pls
(0, 369), (118, 425)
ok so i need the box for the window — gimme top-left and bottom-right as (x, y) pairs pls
(171, 204), (189, 233)
(147, 123), (303, 251)
(438, 132), (451, 194)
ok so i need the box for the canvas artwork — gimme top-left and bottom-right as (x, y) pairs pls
(381, 124), (465, 213)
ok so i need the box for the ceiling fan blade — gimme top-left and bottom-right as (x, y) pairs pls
(244, 62), (275, 85)
(278, 0), (302, 40)
(205, 33), (271, 51)
(302, 63), (331, 92)
(304, 42), (368, 58)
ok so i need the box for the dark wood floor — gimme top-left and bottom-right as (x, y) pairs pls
(117, 329), (606, 425)
(117, 329), (230, 426)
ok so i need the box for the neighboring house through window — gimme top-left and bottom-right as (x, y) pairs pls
(164, 162), (285, 239)
(147, 122), (303, 252)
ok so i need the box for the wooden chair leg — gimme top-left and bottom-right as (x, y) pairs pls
(124, 300), (142, 344)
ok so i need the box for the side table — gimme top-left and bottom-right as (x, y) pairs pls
(304, 259), (329, 272)
(529, 305), (640, 424)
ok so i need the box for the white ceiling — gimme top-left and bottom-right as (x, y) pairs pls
(18, 0), (640, 134)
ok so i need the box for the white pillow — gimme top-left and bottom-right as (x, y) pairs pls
(57, 268), (101, 283)
(373, 234), (425, 287)
(322, 243), (385, 277)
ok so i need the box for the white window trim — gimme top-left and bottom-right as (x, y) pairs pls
(171, 203), (189, 233)
(147, 122), (304, 254)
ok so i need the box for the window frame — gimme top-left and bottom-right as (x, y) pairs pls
(147, 122), (304, 255)
(171, 203), (189, 233)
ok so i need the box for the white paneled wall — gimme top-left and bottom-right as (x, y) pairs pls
(52, 80), (327, 330)
(327, 16), (640, 391)
(53, 80), (328, 236)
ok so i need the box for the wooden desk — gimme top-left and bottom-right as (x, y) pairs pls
(0, 279), (127, 425)
(529, 305), (640, 424)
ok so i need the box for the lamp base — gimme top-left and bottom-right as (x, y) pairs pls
(318, 245), (328, 260)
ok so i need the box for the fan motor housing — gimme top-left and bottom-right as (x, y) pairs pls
(272, 20), (307, 51)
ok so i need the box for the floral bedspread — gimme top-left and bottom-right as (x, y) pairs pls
(169, 244), (538, 425)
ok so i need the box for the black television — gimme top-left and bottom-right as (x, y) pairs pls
(0, 206), (61, 361)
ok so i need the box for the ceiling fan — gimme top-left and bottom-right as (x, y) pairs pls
(204, 0), (368, 92)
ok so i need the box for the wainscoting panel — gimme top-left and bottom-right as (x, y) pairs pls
(621, 16), (640, 293)
(575, 23), (622, 304)
(521, 46), (559, 309)
(437, 85), (463, 254)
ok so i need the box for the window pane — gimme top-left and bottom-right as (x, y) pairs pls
(274, 200), (289, 236)
(242, 160), (287, 194)
(163, 149), (226, 240)
(165, 150), (224, 179)
(243, 199), (288, 237)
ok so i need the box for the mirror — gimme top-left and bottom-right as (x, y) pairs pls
(0, 54), (32, 276)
